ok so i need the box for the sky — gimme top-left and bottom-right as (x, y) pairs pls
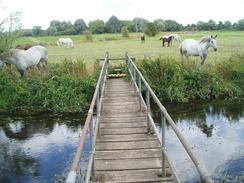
(1, 0), (244, 29)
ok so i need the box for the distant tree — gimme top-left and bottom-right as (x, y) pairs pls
(224, 21), (232, 30)
(106, 15), (122, 33)
(88, 20), (105, 34)
(165, 20), (183, 31)
(121, 26), (129, 38)
(132, 17), (149, 32)
(144, 22), (157, 37)
(197, 19), (218, 30)
(32, 26), (43, 36)
(46, 26), (58, 36)
(234, 19), (244, 30)
(74, 19), (87, 34)
(0, 4), (22, 53)
(154, 19), (167, 32)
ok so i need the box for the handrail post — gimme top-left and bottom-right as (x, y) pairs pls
(161, 112), (166, 177)
(146, 88), (150, 126)
(138, 76), (142, 111)
(89, 116), (95, 180)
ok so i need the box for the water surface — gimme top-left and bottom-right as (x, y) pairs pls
(0, 100), (243, 182)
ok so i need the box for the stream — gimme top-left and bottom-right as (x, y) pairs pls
(0, 100), (243, 183)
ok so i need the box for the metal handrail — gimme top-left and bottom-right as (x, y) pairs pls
(125, 51), (214, 183)
(66, 52), (109, 183)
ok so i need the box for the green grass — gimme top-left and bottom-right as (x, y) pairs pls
(14, 31), (244, 65)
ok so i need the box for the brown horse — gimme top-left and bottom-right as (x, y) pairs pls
(16, 44), (33, 50)
(159, 36), (173, 47)
(141, 36), (145, 44)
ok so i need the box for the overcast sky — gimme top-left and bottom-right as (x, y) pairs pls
(2, 0), (244, 29)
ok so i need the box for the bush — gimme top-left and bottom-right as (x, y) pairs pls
(121, 26), (129, 38)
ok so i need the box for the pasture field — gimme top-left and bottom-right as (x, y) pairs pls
(14, 31), (244, 65)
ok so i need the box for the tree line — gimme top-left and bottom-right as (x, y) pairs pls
(16, 15), (244, 37)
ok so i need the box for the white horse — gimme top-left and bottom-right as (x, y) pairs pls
(179, 35), (218, 65)
(162, 34), (181, 46)
(57, 38), (74, 48)
(0, 45), (48, 77)
(169, 34), (181, 42)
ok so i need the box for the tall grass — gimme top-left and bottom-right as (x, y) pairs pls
(0, 59), (97, 112)
(137, 54), (244, 102)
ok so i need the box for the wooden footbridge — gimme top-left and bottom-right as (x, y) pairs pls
(66, 52), (214, 183)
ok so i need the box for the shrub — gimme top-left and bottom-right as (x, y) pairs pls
(121, 26), (129, 38)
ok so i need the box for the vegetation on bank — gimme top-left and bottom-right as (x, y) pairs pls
(0, 53), (243, 113)
(0, 60), (97, 112)
(137, 53), (244, 102)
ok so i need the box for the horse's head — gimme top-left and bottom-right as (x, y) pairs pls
(210, 35), (218, 51)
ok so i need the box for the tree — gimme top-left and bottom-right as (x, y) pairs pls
(0, 4), (22, 53)
(144, 22), (157, 37)
(165, 20), (183, 31)
(88, 20), (105, 34)
(106, 15), (122, 33)
(132, 18), (149, 33)
(32, 26), (43, 37)
(74, 19), (87, 34)
(154, 19), (167, 32)
(234, 19), (244, 30)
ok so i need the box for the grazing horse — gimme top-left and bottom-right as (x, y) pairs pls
(141, 36), (145, 44)
(169, 34), (181, 43)
(16, 44), (32, 50)
(180, 35), (218, 65)
(159, 36), (173, 47)
(0, 45), (48, 77)
(57, 38), (74, 48)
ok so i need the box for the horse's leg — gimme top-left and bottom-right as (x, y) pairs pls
(162, 41), (165, 47)
(18, 69), (26, 77)
(37, 63), (41, 70)
(200, 54), (207, 65)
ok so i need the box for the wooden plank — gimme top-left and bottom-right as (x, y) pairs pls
(95, 149), (162, 159)
(96, 140), (160, 150)
(97, 134), (157, 142)
(100, 121), (147, 128)
(100, 127), (148, 135)
(95, 158), (163, 171)
(93, 169), (173, 183)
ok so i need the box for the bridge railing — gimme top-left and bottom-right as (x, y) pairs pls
(125, 52), (214, 183)
(66, 52), (109, 183)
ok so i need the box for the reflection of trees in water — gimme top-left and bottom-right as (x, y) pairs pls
(152, 100), (243, 137)
(2, 112), (85, 141)
(0, 112), (86, 182)
(0, 128), (39, 182)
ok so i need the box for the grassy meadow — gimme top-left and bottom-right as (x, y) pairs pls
(14, 31), (244, 64)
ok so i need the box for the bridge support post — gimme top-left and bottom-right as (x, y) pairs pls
(161, 113), (166, 177)
(89, 116), (95, 180)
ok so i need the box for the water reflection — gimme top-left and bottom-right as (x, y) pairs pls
(0, 100), (243, 183)
(0, 112), (87, 183)
(154, 100), (244, 182)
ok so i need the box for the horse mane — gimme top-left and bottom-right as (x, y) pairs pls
(199, 35), (211, 43)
